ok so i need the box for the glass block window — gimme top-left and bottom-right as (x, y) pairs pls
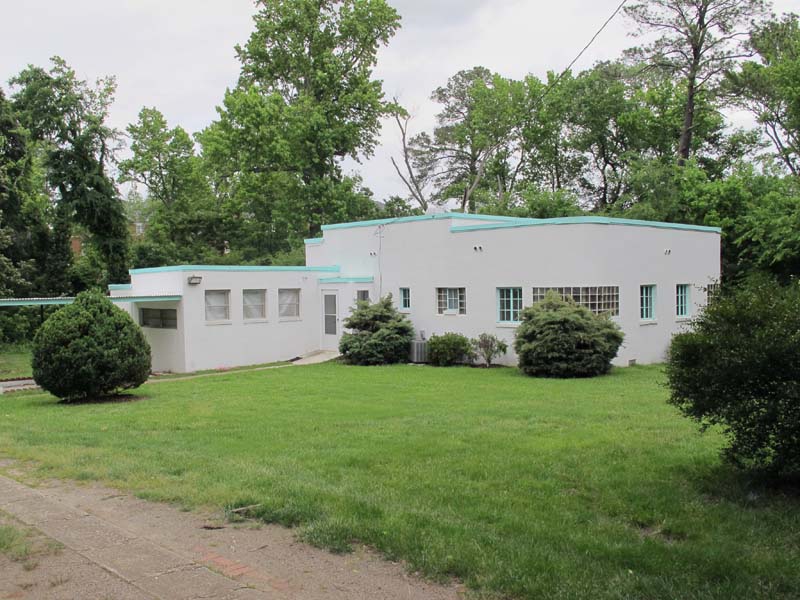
(278, 289), (300, 318)
(400, 287), (411, 310)
(640, 285), (656, 321)
(243, 289), (266, 320)
(140, 308), (177, 329)
(356, 290), (370, 303)
(497, 287), (523, 322)
(205, 290), (230, 321)
(436, 288), (466, 314)
(676, 284), (690, 318)
(531, 286), (619, 316)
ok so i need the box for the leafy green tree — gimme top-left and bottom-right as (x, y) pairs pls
(624, 0), (768, 163)
(204, 0), (400, 244)
(32, 291), (151, 401)
(726, 13), (800, 175)
(9, 57), (129, 284)
(667, 275), (800, 476)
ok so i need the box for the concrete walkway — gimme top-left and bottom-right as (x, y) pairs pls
(0, 351), (341, 393)
(0, 473), (461, 600)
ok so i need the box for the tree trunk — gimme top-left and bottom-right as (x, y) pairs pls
(677, 77), (696, 164)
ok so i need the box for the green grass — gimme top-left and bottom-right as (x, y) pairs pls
(0, 345), (32, 379)
(0, 363), (798, 598)
(0, 523), (32, 561)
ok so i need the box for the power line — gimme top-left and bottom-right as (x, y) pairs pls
(540, 0), (629, 101)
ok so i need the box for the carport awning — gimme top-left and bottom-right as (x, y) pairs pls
(0, 294), (182, 307)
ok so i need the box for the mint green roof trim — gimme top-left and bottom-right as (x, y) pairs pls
(450, 216), (721, 234)
(304, 238), (324, 245)
(320, 212), (524, 231)
(108, 283), (132, 291)
(129, 265), (340, 275)
(319, 276), (374, 284)
(0, 295), (182, 307)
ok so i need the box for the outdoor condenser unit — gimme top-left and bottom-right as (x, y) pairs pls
(409, 340), (429, 364)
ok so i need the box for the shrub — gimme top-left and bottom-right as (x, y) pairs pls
(427, 333), (475, 367)
(339, 296), (413, 365)
(32, 291), (151, 400)
(667, 276), (800, 476)
(514, 291), (623, 378)
(471, 333), (508, 367)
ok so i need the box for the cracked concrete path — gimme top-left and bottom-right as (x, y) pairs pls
(0, 474), (464, 600)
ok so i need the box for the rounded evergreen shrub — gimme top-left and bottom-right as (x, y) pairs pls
(667, 276), (800, 476)
(427, 333), (475, 366)
(514, 291), (623, 378)
(32, 291), (151, 401)
(339, 296), (414, 365)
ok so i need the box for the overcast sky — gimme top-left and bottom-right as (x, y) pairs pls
(1, 0), (795, 201)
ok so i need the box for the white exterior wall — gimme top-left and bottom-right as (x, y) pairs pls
(309, 218), (720, 366)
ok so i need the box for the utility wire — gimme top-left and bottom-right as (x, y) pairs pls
(539, 0), (629, 101)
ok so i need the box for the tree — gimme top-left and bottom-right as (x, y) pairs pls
(226, 0), (400, 237)
(339, 296), (413, 365)
(624, 0), (768, 162)
(726, 13), (800, 175)
(471, 333), (508, 368)
(32, 291), (151, 401)
(667, 275), (800, 476)
(9, 57), (129, 284)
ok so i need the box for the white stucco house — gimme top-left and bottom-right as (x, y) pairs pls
(99, 213), (720, 373)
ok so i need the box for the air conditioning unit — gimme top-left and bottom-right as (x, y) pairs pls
(409, 340), (429, 364)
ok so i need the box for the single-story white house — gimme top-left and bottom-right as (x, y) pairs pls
(0, 213), (721, 373)
(104, 213), (720, 372)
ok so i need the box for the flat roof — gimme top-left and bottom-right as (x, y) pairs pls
(0, 295), (182, 307)
(129, 265), (340, 275)
(321, 212), (721, 233)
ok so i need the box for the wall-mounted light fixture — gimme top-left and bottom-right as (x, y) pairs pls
(187, 275), (203, 285)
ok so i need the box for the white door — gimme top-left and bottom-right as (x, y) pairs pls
(321, 291), (340, 350)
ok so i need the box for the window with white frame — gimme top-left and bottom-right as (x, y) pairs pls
(640, 285), (656, 321)
(436, 287), (466, 314)
(532, 286), (619, 316)
(676, 284), (690, 318)
(140, 308), (177, 329)
(497, 287), (523, 322)
(356, 290), (370, 303)
(205, 290), (230, 321)
(243, 289), (266, 320)
(400, 287), (411, 310)
(278, 288), (300, 318)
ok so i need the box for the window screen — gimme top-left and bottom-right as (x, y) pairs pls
(278, 289), (300, 318)
(243, 289), (266, 320)
(205, 290), (230, 321)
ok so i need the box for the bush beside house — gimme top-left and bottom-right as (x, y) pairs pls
(471, 333), (508, 367)
(667, 276), (800, 476)
(32, 291), (151, 401)
(339, 296), (413, 365)
(427, 333), (475, 366)
(514, 291), (623, 378)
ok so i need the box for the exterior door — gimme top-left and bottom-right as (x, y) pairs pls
(321, 291), (339, 350)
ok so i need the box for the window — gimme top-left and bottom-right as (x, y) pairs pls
(676, 284), (690, 318)
(356, 290), (370, 303)
(278, 288), (300, 318)
(243, 289), (266, 320)
(400, 287), (411, 310)
(497, 287), (523, 322)
(205, 290), (230, 321)
(437, 287), (466, 314)
(706, 283), (721, 303)
(140, 308), (177, 329)
(640, 285), (656, 321)
(532, 286), (619, 316)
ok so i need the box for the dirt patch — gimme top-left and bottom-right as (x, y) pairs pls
(0, 467), (465, 600)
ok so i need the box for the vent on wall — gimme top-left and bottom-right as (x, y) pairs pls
(409, 340), (429, 364)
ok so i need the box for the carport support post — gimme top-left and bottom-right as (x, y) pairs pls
(40, 304), (44, 325)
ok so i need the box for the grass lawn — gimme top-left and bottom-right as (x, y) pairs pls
(0, 346), (32, 380)
(0, 363), (798, 598)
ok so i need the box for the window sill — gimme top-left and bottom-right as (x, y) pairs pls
(639, 320), (658, 326)
(438, 312), (466, 317)
(205, 320), (232, 326)
(243, 319), (269, 324)
(496, 322), (519, 329)
(279, 317), (302, 323)
(399, 309), (411, 314)
(675, 317), (692, 323)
